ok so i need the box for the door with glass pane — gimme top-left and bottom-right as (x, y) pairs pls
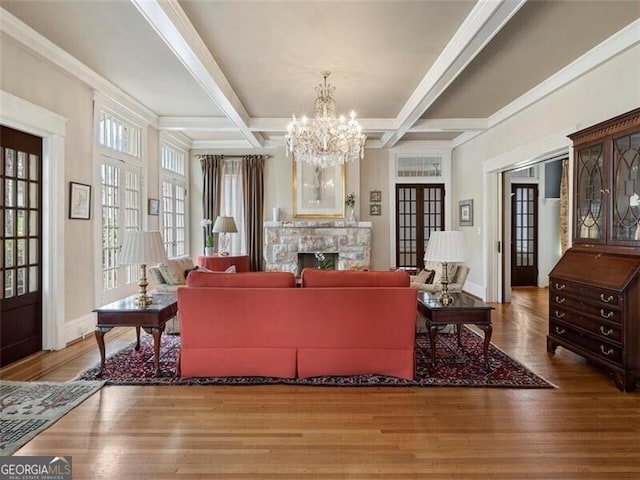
(1, 126), (42, 366)
(395, 184), (444, 272)
(511, 184), (538, 287)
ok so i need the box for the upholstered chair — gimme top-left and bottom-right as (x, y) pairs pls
(148, 256), (195, 334)
(410, 261), (470, 294)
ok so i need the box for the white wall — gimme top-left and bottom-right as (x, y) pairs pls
(452, 43), (640, 300)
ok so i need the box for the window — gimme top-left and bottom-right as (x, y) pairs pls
(220, 159), (245, 255)
(95, 106), (143, 302)
(160, 142), (187, 258)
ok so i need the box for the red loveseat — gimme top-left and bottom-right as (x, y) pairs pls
(177, 269), (418, 380)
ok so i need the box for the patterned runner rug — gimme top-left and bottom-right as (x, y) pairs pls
(76, 328), (553, 388)
(0, 380), (104, 456)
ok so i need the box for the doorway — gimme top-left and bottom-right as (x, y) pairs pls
(1, 126), (43, 366)
(511, 183), (538, 286)
(395, 183), (444, 272)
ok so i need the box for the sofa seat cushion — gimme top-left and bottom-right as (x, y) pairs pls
(300, 268), (410, 287)
(186, 270), (296, 288)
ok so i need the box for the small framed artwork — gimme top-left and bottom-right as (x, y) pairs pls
(148, 198), (160, 216)
(69, 182), (91, 220)
(370, 203), (382, 216)
(459, 199), (474, 227)
(369, 190), (382, 203)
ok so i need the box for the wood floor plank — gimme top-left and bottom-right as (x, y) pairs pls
(2, 288), (640, 479)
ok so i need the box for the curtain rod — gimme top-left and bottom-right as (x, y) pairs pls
(196, 154), (273, 159)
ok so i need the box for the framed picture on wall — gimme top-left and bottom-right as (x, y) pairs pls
(292, 157), (346, 218)
(369, 190), (382, 203)
(459, 199), (473, 226)
(69, 182), (91, 220)
(370, 203), (382, 216)
(148, 198), (159, 216)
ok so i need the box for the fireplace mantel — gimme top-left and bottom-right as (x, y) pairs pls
(264, 221), (372, 273)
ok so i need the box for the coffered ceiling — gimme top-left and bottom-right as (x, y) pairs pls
(1, 0), (638, 149)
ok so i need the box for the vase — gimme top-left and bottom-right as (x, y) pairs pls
(204, 246), (215, 256)
(349, 207), (356, 222)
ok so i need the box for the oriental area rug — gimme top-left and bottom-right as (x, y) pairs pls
(0, 380), (104, 455)
(76, 328), (553, 389)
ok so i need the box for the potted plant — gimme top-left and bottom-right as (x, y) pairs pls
(345, 193), (356, 221)
(201, 218), (215, 256)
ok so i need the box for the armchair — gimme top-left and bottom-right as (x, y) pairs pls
(410, 261), (470, 294)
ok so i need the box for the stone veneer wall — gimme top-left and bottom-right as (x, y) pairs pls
(264, 221), (372, 274)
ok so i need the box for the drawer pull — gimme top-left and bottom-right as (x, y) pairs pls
(555, 282), (566, 290)
(555, 310), (565, 319)
(554, 326), (566, 335)
(600, 309), (614, 320)
(555, 296), (565, 304)
(599, 293), (614, 303)
(599, 345), (614, 356)
(599, 326), (614, 337)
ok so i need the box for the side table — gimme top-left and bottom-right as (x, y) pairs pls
(92, 293), (178, 376)
(417, 291), (494, 368)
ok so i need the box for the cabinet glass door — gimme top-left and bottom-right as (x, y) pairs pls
(611, 132), (640, 244)
(574, 143), (606, 243)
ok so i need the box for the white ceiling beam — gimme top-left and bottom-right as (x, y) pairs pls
(131, 0), (264, 148)
(409, 118), (487, 132)
(380, 0), (527, 148)
(249, 117), (399, 133)
(159, 116), (237, 131)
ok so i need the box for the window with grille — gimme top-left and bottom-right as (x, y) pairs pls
(98, 111), (141, 158)
(100, 161), (141, 292)
(160, 143), (187, 258)
(396, 154), (442, 177)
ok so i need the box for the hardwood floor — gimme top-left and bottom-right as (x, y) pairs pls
(2, 288), (639, 479)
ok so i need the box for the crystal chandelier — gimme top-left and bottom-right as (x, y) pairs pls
(285, 71), (366, 168)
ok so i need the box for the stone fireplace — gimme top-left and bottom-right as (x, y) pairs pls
(264, 221), (372, 275)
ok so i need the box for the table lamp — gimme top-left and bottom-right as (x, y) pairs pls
(424, 230), (466, 306)
(212, 216), (238, 256)
(119, 230), (168, 306)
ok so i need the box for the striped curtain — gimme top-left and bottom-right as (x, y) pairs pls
(242, 155), (265, 271)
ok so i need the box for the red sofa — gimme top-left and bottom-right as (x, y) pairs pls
(177, 269), (418, 380)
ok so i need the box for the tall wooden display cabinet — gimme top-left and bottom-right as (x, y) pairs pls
(547, 108), (640, 392)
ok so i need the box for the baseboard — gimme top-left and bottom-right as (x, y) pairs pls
(464, 281), (486, 301)
(62, 313), (96, 347)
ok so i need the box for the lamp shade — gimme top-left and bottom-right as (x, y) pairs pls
(119, 231), (168, 265)
(212, 216), (238, 233)
(424, 231), (466, 263)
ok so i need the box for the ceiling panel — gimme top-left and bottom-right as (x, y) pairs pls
(423, 0), (640, 119)
(2, 0), (224, 117)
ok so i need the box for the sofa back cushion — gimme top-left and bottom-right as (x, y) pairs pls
(300, 268), (410, 287)
(186, 270), (296, 288)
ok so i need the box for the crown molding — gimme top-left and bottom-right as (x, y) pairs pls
(452, 18), (640, 150)
(160, 130), (193, 150)
(191, 139), (255, 150)
(0, 7), (159, 127)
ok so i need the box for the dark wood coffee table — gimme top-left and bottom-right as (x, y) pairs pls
(417, 291), (494, 368)
(92, 293), (178, 376)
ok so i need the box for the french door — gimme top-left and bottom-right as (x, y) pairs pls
(395, 184), (444, 272)
(511, 183), (538, 286)
(1, 126), (43, 366)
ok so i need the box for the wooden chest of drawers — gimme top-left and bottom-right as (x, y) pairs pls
(547, 249), (640, 392)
